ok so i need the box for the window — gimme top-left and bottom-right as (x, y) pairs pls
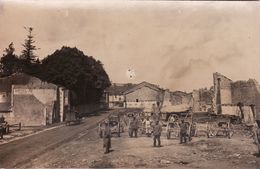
(136, 99), (139, 102)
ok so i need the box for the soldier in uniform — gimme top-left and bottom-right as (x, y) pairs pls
(179, 119), (188, 144)
(153, 121), (162, 147)
(144, 117), (152, 137)
(103, 120), (111, 154)
(130, 116), (139, 137)
(0, 115), (5, 123)
(0, 115), (5, 139)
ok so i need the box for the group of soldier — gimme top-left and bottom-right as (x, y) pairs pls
(102, 111), (190, 154)
(128, 115), (163, 147)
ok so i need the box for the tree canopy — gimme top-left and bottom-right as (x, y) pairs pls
(0, 42), (20, 76)
(41, 46), (111, 105)
(0, 27), (111, 105)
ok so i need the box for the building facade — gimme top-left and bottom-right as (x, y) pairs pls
(124, 82), (164, 112)
(0, 73), (70, 126)
(105, 83), (135, 109)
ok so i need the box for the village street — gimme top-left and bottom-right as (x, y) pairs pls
(0, 110), (115, 168)
(0, 109), (258, 169)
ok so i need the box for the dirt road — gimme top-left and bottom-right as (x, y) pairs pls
(1, 109), (259, 169)
(0, 110), (113, 168)
(16, 123), (260, 168)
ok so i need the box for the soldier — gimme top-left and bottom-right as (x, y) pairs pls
(0, 115), (5, 139)
(0, 124), (3, 139)
(130, 116), (139, 137)
(179, 119), (188, 144)
(144, 117), (152, 137)
(0, 115), (5, 123)
(153, 121), (162, 147)
(103, 120), (111, 154)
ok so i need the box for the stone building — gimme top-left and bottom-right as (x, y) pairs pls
(104, 83), (135, 109)
(0, 73), (70, 126)
(213, 72), (260, 123)
(123, 82), (164, 111)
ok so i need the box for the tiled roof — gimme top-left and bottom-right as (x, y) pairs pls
(105, 83), (136, 95)
(123, 81), (163, 94)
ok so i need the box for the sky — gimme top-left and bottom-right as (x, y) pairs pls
(0, 0), (260, 92)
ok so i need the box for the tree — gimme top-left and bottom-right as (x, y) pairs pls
(20, 27), (40, 75)
(20, 27), (38, 64)
(41, 46), (111, 105)
(0, 42), (20, 77)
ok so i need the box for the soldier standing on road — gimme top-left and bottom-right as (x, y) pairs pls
(0, 115), (5, 123)
(153, 121), (162, 147)
(179, 119), (188, 144)
(130, 116), (139, 137)
(144, 117), (152, 137)
(103, 120), (111, 154)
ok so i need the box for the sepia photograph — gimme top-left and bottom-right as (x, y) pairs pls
(0, 0), (259, 168)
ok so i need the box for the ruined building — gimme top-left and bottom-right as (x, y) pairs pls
(192, 88), (214, 112)
(213, 72), (260, 123)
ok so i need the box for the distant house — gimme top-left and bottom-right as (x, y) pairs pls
(0, 73), (70, 126)
(104, 83), (135, 109)
(123, 82), (164, 111)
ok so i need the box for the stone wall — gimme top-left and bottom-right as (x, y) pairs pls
(213, 72), (260, 119)
(232, 80), (258, 105)
(193, 89), (213, 112)
(12, 86), (58, 126)
(125, 86), (161, 102)
(213, 72), (233, 105)
(231, 79), (260, 119)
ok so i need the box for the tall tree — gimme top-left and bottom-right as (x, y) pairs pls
(20, 27), (41, 76)
(41, 46), (111, 105)
(20, 27), (38, 64)
(0, 42), (20, 77)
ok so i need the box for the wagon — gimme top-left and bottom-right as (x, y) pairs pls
(98, 114), (124, 138)
(208, 119), (234, 139)
(166, 121), (179, 139)
(193, 122), (210, 138)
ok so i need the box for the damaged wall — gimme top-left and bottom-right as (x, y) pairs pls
(161, 90), (192, 113)
(193, 88), (213, 112)
(213, 72), (233, 105)
(213, 72), (260, 120)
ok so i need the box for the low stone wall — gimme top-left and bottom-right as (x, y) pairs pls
(75, 103), (104, 115)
